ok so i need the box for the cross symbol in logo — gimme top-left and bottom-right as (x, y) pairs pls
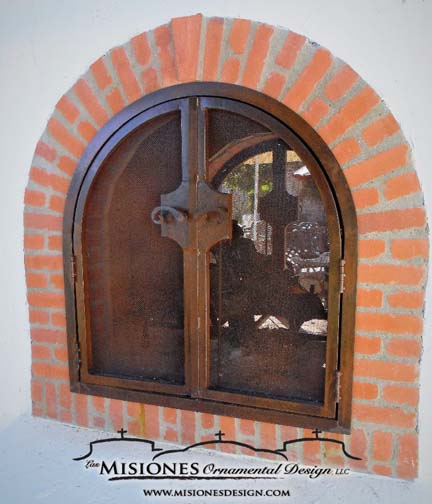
(215, 430), (225, 441)
(118, 428), (127, 439)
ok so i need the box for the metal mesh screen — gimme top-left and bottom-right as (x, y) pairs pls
(83, 112), (185, 384)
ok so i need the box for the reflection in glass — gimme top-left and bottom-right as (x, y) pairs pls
(209, 140), (329, 403)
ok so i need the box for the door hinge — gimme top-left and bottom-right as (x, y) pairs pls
(339, 259), (345, 294)
(75, 339), (81, 367)
(335, 370), (342, 403)
(71, 255), (77, 282)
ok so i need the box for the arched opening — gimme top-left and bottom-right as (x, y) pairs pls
(64, 83), (357, 431)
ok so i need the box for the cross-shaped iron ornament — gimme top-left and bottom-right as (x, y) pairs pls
(151, 98), (232, 252)
(117, 428), (127, 439)
(312, 428), (322, 439)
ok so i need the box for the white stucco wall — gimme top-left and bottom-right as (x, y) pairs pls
(0, 0), (430, 486)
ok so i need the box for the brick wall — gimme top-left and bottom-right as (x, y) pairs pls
(25, 14), (427, 479)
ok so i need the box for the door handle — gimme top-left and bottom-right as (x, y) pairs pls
(151, 205), (188, 225)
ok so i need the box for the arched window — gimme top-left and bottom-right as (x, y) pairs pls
(64, 83), (357, 431)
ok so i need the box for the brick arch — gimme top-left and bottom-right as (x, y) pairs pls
(25, 14), (427, 479)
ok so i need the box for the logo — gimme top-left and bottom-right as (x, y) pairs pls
(74, 427), (360, 482)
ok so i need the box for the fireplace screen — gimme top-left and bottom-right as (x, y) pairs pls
(65, 84), (356, 430)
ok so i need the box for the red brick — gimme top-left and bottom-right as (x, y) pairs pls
(35, 140), (57, 163)
(29, 309), (49, 325)
(75, 394), (89, 427)
(109, 399), (124, 429)
(386, 338), (421, 359)
(283, 48), (333, 111)
(372, 431), (393, 461)
(49, 194), (65, 213)
(32, 404), (43, 416)
(262, 72), (285, 99)
(24, 234), (45, 250)
(144, 404), (160, 439)
(181, 410), (196, 444)
(239, 419), (255, 436)
(354, 335), (381, 354)
(241, 24), (274, 89)
(32, 380), (43, 402)
(319, 87), (380, 144)
(260, 422), (276, 449)
(384, 172), (420, 200)
(387, 290), (424, 310)
(31, 344), (51, 360)
(372, 464), (393, 476)
(111, 47), (141, 103)
(171, 14), (202, 82)
(131, 32), (151, 66)
(358, 263), (425, 286)
(59, 410), (72, 423)
(47, 117), (85, 158)
(30, 166), (70, 194)
(93, 416), (106, 429)
(140, 67), (159, 94)
(28, 292), (65, 309)
(362, 114), (400, 147)
(45, 382), (58, 419)
(50, 273), (64, 290)
(54, 346), (68, 363)
(26, 272), (48, 289)
(56, 95), (79, 124)
(59, 383), (72, 409)
(229, 19), (251, 54)
(382, 385), (419, 407)
(48, 235), (62, 251)
(90, 57), (112, 90)
(163, 407), (177, 424)
(302, 98), (329, 127)
(352, 381), (378, 400)
(24, 213), (62, 232)
(356, 312), (422, 336)
(356, 288), (383, 308)
(324, 64), (358, 101)
(344, 144), (408, 187)
(358, 208), (426, 234)
(352, 403), (416, 428)
(397, 433), (418, 479)
(32, 362), (69, 380)
(219, 416), (236, 453)
(25, 254), (63, 271)
(302, 430), (321, 464)
(77, 121), (97, 143)
(221, 58), (240, 83)
(358, 239), (385, 259)
(202, 18), (224, 81)
(352, 187), (379, 209)
(354, 358), (418, 382)
(74, 79), (109, 127)
(25, 189), (46, 207)
(127, 419), (143, 436)
(106, 87), (125, 115)
(200, 413), (215, 430)
(391, 238), (428, 260)
(154, 24), (176, 85)
(58, 155), (76, 176)
(93, 396), (105, 413)
(31, 327), (66, 344)
(51, 311), (66, 328)
(275, 31), (306, 70)
(164, 427), (178, 443)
